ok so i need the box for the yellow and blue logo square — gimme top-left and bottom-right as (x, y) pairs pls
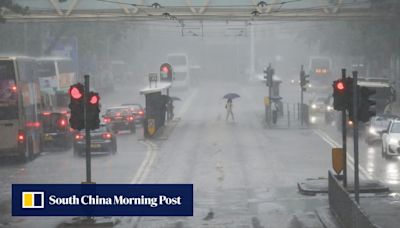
(22, 192), (44, 209)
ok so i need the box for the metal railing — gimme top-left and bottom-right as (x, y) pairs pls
(328, 171), (379, 228)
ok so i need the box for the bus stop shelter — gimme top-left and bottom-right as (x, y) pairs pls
(140, 82), (172, 138)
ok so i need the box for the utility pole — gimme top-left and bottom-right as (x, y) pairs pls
(352, 71), (360, 204)
(341, 69), (348, 188)
(84, 75), (92, 183)
(300, 65), (305, 126)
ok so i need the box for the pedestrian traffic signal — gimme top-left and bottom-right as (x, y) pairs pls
(86, 92), (101, 130)
(160, 63), (173, 82)
(358, 87), (376, 122)
(69, 83), (85, 130)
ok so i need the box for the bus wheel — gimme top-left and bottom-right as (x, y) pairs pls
(20, 139), (33, 162)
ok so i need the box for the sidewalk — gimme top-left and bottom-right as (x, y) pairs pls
(359, 193), (400, 228)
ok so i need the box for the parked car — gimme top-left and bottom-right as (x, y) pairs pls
(381, 119), (400, 159)
(121, 103), (145, 124)
(73, 124), (117, 156)
(103, 106), (136, 133)
(40, 111), (72, 150)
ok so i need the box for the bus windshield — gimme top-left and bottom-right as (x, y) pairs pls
(168, 56), (187, 66)
(0, 60), (18, 120)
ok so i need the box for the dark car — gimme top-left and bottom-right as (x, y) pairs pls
(73, 125), (117, 156)
(40, 111), (72, 150)
(103, 106), (136, 133)
(121, 103), (145, 124)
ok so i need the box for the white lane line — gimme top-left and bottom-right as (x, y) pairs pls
(130, 141), (158, 184)
(177, 88), (198, 117)
(313, 129), (373, 180)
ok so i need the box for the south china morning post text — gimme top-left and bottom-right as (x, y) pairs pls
(49, 194), (182, 207)
(12, 184), (193, 216)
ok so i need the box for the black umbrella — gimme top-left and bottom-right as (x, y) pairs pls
(223, 93), (240, 99)
(169, 96), (182, 101)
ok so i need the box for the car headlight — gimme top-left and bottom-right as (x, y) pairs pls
(369, 127), (378, 135)
(311, 104), (317, 109)
(389, 137), (398, 145)
(326, 106), (333, 111)
(308, 84), (312, 88)
(310, 116), (316, 123)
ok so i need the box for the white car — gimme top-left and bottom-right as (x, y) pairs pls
(381, 120), (400, 159)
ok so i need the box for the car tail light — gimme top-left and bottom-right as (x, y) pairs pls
(138, 110), (144, 116)
(42, 112), (51, 116)
(75, 134), (84, 141)
(102, 133), (112, 139)
(103, 117), (111, 123)
(59, 119), (67, 127)
(18, 130), (25, 143)
(127, 116), (135, 122)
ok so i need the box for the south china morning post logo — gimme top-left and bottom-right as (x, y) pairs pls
(12, 184), (193, 216)
(22, 192), (44, 209)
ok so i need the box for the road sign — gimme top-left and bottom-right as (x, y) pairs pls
(332, 148), (344, 175)
(147, 119), (156, 136)
(148, 73), (158, 82)
(264, 96), (270, 106)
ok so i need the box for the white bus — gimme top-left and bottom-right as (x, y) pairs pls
(35, 57), (76, 109)
(0, 56), (43, 161)
(167, 53), (191, 89)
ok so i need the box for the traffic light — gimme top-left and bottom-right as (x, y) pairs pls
(266, 67), (274, 87)
(300, 74), (310, 91)
(333, 79), (346, 111)
(86, 92), (101, 130)
(358, 87), (376, 122)
(69, 83), (85, 130)
(160, 63), (173, 82)
(332, 77), (353, 112)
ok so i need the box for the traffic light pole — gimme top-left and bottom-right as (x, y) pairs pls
(84, 75), (92, 183)
(341, 69), (347, 188)
(352, 71), (360, 204)
(300, 65), (304, 126)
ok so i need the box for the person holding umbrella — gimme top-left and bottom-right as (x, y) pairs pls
(225, 98), (235, 122)
(223, 93), (239, 122)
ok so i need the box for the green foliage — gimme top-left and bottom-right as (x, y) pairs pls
(0, 0), (29, 23)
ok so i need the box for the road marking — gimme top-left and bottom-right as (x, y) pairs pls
(177, 88), (198, 117)
(313, 129), (373, 180)
(130, 140), (158, 184)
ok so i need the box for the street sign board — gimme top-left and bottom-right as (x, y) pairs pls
(149, 73), (158, 82)
(332, 148), (344, 175)
(148, 118), (156, 136)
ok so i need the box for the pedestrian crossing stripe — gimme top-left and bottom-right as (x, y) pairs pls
(22, 192), (44, 209)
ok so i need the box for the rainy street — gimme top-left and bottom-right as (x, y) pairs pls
(0, 78), (394, 227)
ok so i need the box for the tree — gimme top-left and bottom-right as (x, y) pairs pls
(0, 0), (29, 23)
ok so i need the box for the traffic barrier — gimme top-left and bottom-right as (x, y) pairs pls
(328, 171), (379, 228)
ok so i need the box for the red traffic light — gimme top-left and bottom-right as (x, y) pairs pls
(336, 81), (345, 91)
(89, 94), (100, 105)
(162, 66), (169, 73)
(69, 84), (83, 100)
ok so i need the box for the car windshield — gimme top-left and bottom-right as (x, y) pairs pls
(391, 123), (400, 133)
(105, 108), (131, 116)
(41, 113), (67, 133)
